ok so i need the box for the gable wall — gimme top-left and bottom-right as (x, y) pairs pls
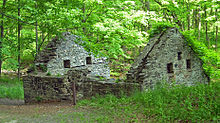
(131, 28), (209, 90)
(44, 33), (110, 78)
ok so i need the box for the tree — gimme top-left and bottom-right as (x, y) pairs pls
(35, 1), (38, 57)
(0, 0), (6, 76)
(17, 0), (21, 79)
(215, 8), (218, 51)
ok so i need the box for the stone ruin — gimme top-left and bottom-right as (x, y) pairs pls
(32, 32), (110, 78)
(23, 68), (139, 103)
(23, 32), (139, 103)
(23, 28), (209, 103)
(127, 27), (209, 90)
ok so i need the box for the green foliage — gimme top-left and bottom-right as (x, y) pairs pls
(46, 72), (51, 76)
(56, 73), (61, 77)
(35, 96), (43, 102)
(136, 82), (219, 121)
(0, 0), (219, 80)
(148, 21), (219, 79)
(79, 82), (220, 122)
(148, 21), (174, 38)
(39, 64), (47, 72)
(0, 76), (24, 99)
(182, 30), (220, 79)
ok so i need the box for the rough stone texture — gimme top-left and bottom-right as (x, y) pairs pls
(23, 68), (139, 103)
(23, 75), (72, 103)
(67, 68), (140, 100)
(127, 27), (209, 90)
(34, 32), (110, 78)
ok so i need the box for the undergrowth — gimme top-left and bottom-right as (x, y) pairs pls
(182, 30), (220, 79)
(0, 76), (24, 99)
(78, 82), (220, 122)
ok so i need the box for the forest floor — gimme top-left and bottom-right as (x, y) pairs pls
(0, 102), (147, 123)
(0, 102), (108, 123)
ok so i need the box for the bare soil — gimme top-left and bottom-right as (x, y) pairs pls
(0, 102), (99, 123)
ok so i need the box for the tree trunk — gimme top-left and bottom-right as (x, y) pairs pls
(82, 2), (86, 34)
(198, 7), (201, 40)
(147, 0), (150, 29)
(204, 5), (209, 48)
(194, 9), (198, 29)
(146, 0), (150, 11)
(18, 0), (21, 80)
(35, 2), (38, 58)
(0, 0), (6, 76)
(187, 0), (190, 30)
(215, 9), (218, 51)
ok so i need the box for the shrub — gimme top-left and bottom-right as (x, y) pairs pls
(78, 82), (220, 122)
(0, 76), (24, 99)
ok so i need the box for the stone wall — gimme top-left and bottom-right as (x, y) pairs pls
(35, 32), (110, 78)
(67, 68), (140, 100)
(23, 68), (140, 103)
(127, 28), (209, 90)
(23, 75), (72, 103)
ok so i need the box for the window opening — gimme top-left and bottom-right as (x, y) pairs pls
(186, 59), (191, 69)
(86, 57), (92, 64)
(64, 60), (70, 68)
(178, 52), (182, 60)
(167, 63), (174, 73)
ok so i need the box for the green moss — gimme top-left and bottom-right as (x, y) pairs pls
(39, 64), (47, 72)
(35, 96), (43, 102)
(182, 30), (220, 79)
(148, 22), (219, 79)
(148, 22), (174, 38)
(56, 73), (61, 77)
(46, 72), (51, 76)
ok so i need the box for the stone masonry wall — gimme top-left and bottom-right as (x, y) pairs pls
(127, 28), (209, 90)
(23, 68), (140, 103)
(35, 32), (110, 78)
(23, 75), (72, 103)
(67, 68), (140, 100)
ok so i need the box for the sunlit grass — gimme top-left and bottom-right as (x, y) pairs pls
(0, 76), (24, 99)
(78, 82), (220, 122)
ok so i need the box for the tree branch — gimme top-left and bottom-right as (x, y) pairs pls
(153, 0), (182, 29)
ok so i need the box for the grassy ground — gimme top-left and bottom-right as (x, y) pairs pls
(0, 76), (24, 99)
(78, 82), (220, 122)
(0, 76), (219, 122)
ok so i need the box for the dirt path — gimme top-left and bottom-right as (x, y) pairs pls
(0, 102), (105, 123)
(0, 101), (148, 123)
(0, 99), (24, 105)
(0, 101), (129, 123)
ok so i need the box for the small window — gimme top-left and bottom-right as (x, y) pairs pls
(186, 59), (191, 69)
(178, 52), (182, 60)
(167, 63), (174, 73)
(64, 60), (70, 68)
(86, 57), (92, 64)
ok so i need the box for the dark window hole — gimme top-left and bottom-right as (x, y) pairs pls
(186, 59), (191, 69)
(178, 52), (182, 60)
(86, 57), (92, 64)
(64, 60), (70, 68)
(167, 63), (174, 73)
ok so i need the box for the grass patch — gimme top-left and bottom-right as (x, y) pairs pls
(78, 82), (220, 122)
(0, 76), (24, 99)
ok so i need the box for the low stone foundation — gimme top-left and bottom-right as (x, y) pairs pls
(23, 76), (72, 103)
(23, 68), (140, 103)
(67, 68), (140, 101)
